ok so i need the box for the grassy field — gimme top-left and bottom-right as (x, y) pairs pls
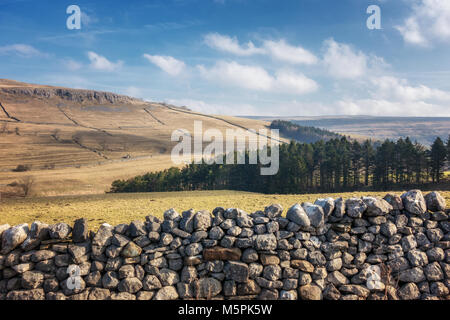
(1, 190), (448, 230)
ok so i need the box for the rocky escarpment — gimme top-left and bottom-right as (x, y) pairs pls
(0, 87), (142, 105)
(0, 190), (448, 300)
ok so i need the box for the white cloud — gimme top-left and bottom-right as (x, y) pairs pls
(204, 33), (264, 56)
(322, 38), (368, 79)
(204, 33), (317, 65)
(0, 44), (44, 58)
(198, 61), (318, 94)
(396, 0), (450, 46)
(370, 76), (450, 102)
(87, 51), (123, 71)
(198, 61), (273, 91)
(263, 39), (318, 65)
(143, 54), (186, 76)
(333, 75), (450, 116)
(273, 71), (319, 94)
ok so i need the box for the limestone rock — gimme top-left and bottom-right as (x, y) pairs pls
(48, 223), (72, 239)
(224, 261), (249, 283)
(314, 198), (335, 218)
(299, 284), (322, 300)
(154, 286), (179, 300)
(121, 242), (142, 258)
(345, 198), (367, 218)
(401, 190), (427, 216)
(362, 197), (393, 216)
(254, 234), (277, 251)
(301, 203), (325, 228)
(1, 224), (29, 254)
(286, 204), (310, 227)
(424, 191), (446, 212)
(21, 221), (49, 251)
(72, 218), (89, 243)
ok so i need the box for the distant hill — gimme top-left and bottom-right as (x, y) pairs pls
(269, 120), (342, 143)
(240, 115), (450, 146)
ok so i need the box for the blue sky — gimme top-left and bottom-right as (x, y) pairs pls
(1, 0), (450, 116)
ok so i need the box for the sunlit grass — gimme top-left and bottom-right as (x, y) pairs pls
(0, 190), (448, 230)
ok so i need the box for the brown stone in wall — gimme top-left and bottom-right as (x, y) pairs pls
(203, 247), (241, 261)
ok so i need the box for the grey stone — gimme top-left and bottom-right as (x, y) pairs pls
(299, 284), (322, 300)
(154, 286), (179, 300)
(254, 234), (277, 251)
(407, 250), (428, 267)
(398, 267), (425, 283)
(118, 264), (135, 279)
(263, 265), (281, 281)
(242, 248), (258, 263)
(264, 204), (283, 219)
(426, 247), (445, 262)
(197, 277), (222, 298)
(121, 242), (142, 258)
(1, 224), (29, 254)
(163, 208), (180, 221)
(143, 274), (162, 290)
(21, 221), (49, 251)
(185, 243), (202, 256)
(383, 193), (404, 210)
(72, 218), (88, 243)
(21, 271), (44, 289)
(286, 204), (310, 228)
(32, 250), (56, 262)
(179, 209), (195, 233)
(92, 223), (113, 248)
(345, 198), (367, 218)
(6, 288), (45, 300)
(424, 262), (444, 281)
(118, 277), (142, 293)
(301, 203), (325, 228)
(48, 223), (71, 239)
(128, 220), (146, 238)
(314, 198), (335, 218)
(224, 261), (249, 283)
(401, 190), (427, 216)
(236, 210), (253, 228)
(333, 198), (346, 218)
(398, 282), (420, 300)
(424, 191), (446, 212)
(362, 197), (392, 216)
(194, 210), (211, 231)
(158, 268), (180, 286)
(209, 226), (225, 240)
(380, 221), (397, 237)
(102, 271), (119, 289)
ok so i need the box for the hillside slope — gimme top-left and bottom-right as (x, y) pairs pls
(0, 79), (281, 197)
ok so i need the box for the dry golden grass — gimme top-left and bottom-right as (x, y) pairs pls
(1, 190), (448, 230)
(0, 79), (287, 197)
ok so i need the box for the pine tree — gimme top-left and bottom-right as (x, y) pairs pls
(430, 137), (447, 183)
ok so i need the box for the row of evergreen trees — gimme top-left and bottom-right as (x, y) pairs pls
(110, 135), (450, 194)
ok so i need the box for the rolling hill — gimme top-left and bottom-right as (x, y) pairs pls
(0, 79), (282, 197)
(242, 115), (450, 146)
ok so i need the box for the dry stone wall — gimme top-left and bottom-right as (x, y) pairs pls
(0, 190), (448, 300)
